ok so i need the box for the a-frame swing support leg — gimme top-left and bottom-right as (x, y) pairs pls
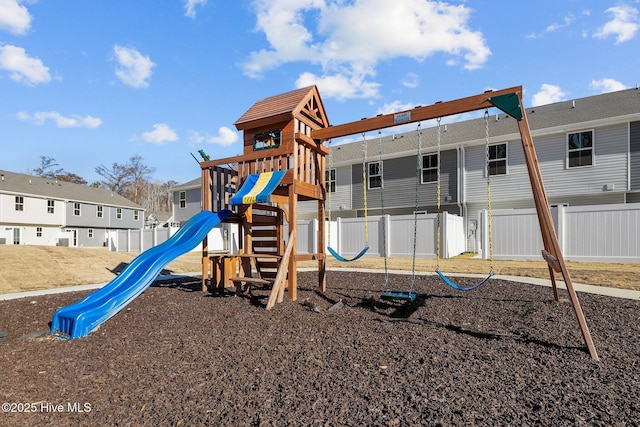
(515, 111), (599, 361)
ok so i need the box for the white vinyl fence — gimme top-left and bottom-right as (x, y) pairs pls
(296, 213), (465, 259)
(112, 203), (640, 263)
(109, 226), (228, 253)
(479, 202), (640, 263)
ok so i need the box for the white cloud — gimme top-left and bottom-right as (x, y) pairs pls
(208, 126), (238, 146)
(244, 0), (490, 100)
(17, 111), (102, 128)
(141, 123), (178, 144)
(377, 100), (415, 116)
(545, 14), (575, 33)
(593, 5), (639, 44)
(401, 73), (419, 89)
(0, 0), (32, 35)
(589, 78), (627, 93)
(112, 45), (156, 88)
(0, 44), (51, 85)
(295, 71), (380, 100)
(191, 127), (239, 147)
(184, 0), (206, 19)
(531, 84), (567, 107)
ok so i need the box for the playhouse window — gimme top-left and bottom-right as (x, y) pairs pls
(254, 129), (281, 151)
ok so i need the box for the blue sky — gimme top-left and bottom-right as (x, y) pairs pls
(1, 0), (639, 184)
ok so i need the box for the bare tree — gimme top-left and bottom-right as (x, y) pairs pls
(32, 156), (88, 185)
(129, 155), (156, 205)
(95, 162), (134, 194)
(95, 155), (156, 205)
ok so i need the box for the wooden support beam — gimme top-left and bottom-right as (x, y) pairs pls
(541, 249), (561, 273)
(266, 230), (295, 310)
(311, 86), (523, 141)
(517, 106), (599, 361)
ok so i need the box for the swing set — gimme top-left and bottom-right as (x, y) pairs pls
(312, 86), (599, 361)
(326, 133), (370, 262)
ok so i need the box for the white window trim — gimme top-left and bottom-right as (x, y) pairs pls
(487, 142), (508, 177)
(421, 153), (438, 184)
(179, 191), (187, 209)
(566, 129), (595, 169)
(326, 168), (336, 193)
(367, 161), (383, 190)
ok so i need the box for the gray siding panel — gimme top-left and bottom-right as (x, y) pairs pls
(174, 188), (202, 223)
(464, 140), (533, 204)
(538, 124), (628, 196)
(631, 121), (640, 190)
(352, 150), (458, 212)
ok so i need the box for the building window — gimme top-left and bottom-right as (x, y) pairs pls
(97, 205), (103, 218)
(325, 169), (336, 193)
(368, 161), (383, 189)
(73, 202), (81, 216)
(15, 196), (24, 211)
(253, 129), (281, 151)
(88, 229), (94, 238)
(488, 143), (507, 176)
(134, 210), (139, 221)
(116, 208), (122, 219)
(47, 200), (55, 214)
(421, 154), (438, 183)
(36, 227), (42, 237)
(179, 191), (186, 209)
(567, 130), (593, 168)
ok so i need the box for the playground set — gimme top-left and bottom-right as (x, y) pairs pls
(50, 85), (599, 361)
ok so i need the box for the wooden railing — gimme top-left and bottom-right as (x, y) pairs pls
(200, 132), (328, 199)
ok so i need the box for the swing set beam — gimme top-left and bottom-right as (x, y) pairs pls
(311, 86), (522, 141)
(311, 85), (599, 361)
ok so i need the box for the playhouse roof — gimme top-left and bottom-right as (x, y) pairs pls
(234, 85), (329, 130)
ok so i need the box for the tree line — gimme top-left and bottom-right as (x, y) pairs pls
(32, 155), (178, 214)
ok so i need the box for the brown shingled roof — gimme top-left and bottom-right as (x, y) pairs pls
(234, 86), (318, 130)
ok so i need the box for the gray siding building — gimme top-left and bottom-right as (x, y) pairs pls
(0, 170), (144, 247)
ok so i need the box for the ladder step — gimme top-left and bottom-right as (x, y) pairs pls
(252, 216), (278, 226)
(257, 261), (279, 269)
(252, 230), (277, 238)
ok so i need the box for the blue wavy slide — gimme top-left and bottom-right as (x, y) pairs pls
(50, 209), (232, 339)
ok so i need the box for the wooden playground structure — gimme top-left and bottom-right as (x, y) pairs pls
(199, 85), (599, 361)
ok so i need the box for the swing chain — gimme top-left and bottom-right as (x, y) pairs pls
(436, 117), (442, 272)
(378, 130), (389, 288)
(484, 110), (494, 273)
(361, 132), (369, 244)
(411, 122), (422, 290)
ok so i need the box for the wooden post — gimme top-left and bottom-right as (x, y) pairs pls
(288, 182), (298, 301)
(318, 146), (327, 292)
(517, 107), (599, 361)
(201, 167), (212, 292)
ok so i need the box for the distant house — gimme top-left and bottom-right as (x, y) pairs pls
(0, 170), (144, 247)
(171, 88), (640, 252)
(311, 87), (640, 227)
(171, 177), (202, 225)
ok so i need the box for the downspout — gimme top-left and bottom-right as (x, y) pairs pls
(458, 144), (470, 251)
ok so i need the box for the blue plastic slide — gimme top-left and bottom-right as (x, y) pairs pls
(50, 209), (232, 339)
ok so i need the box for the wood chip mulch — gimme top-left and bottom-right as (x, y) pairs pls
(1, 271), (639, 426)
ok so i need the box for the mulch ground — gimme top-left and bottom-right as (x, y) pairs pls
(1, 271), (639, 426)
